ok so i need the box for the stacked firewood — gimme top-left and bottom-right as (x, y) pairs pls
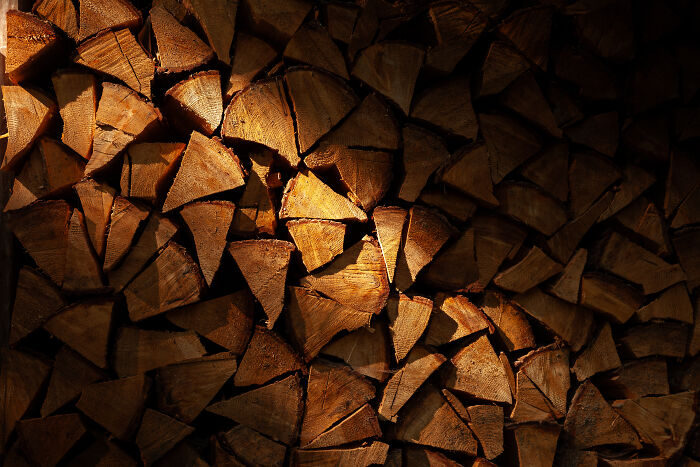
(1, 0), (700, 465)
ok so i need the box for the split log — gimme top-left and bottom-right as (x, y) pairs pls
(411, 76), (478, 140)
(403, 447), (462, 467)
(230, 150), (277, 236)
(300, 361), (375, 445)
(44, 299), (114, 368)
(9, 267), (65, 344)
(637, 283), (693, 323)
(513, 289), (594, 351)
(467, 405), (504, 460)
(206, 374), (303, 445)
(52, 71), (96, 159)
(507, 424), (560, 467)
(293, 441), (388, 467)
(438, 144), (497, 207)
(87, 82), (162, 176)
(571, 0), (634, 61)
(299, 237), (389, 314)
(598, 165), (655, 222)
(240, 0), (312, 46)
(321, 93), (399, 150)
(76, 374), (150, 440)
(303, 403), (380, 449)
(181, 201), (235, 286)
(0, 349), (51, 453)
(75, 29), (154, 99)
(443, 335), (512, 403)
(219, 425), (286, 467)
(103, 197), (150, 272)
(235, 326), (305, 387)
(377, 345), (445, 422)
(40, 348), (103, 417)
(2, 85), (56, 169)
(287, 219), (346, 272)
(520, 142), (568, 202)
(228, 239), (295, 328)
(150, 5), (213, 72)
(548, 249), (587, 303)
(517, 346), (570, 418)
(386, 294), (432, 362)
(155, 353), (237, 423)
(305, 145), (392, 211)
(422, 228), (479, 291)
(496, 182), (567, 236)
(479, 113), (541, 183)
(221, 78), (299, 167)
(569, 151), (620, 216)
(671, 185), (700, 229)
(394, 206), (454, 291)
(32, 0), (78, 39)
(493, 246), (562, 293)
(113, 327), (205, 377)
(673, 228), (700, 290)
(593, 232), (686, 294)
(564, 380), (641, 450)
(162, 131), (245, 212)
(280, 169), (367, 221)
(547, 191), (614, 264)
(166, 291), (254, 355)
(399, 126), (450, 204)
(481, 290), (536, 352)
(572, 322), (621, 381)
(424, 1), (487, 75)
(554, 46), (618, 101)
(225, 33), (277, 100)
(614, 197), (670, 256)
(135, 408), (194, 465)
(352, 42), (425, 114)
(547, 81), (584, 128)
(501, 72), (561, 137)
(321, 322), (390, 382)
(62, 209), (105, 293)
(424, 293), (491, 347)
(345, 0), (377, 60)
(470, 215), (528, 291)
(7, 200), (71, 286)
(6, 11), (60, 84)
(74, 179), (115, 259)
(123, 241), (203, 321)
(287, 68), (358, 153)
(284, 24), (348, 79)
(184, 0), (237, 65)
(479, 41), (529, 97)
(579, 273), (642, 324)
(510, 370), (557, 423)
(419, 188), (477, 223)
(619, 322), (688, 358)
(373, 206), (406, 284)
(120, 142), (185, 204)
(498, 6), (552, 70)
(163, 71), (223, 136)
(286, 286), (372, 361)
(598, 358), (669, 399)
(566, 112), (619, 157)
(16, 414), (85, 467)
(664, 151), (698, 219)
(394, 385), (478, 455)
(323, 2), (358, 43)
(77, 0), (141, 41)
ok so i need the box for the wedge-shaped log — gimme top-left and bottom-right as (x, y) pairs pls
(163, 71), (223, 136)
(120, 142), (185, 204)
(287, 219), (346, 272)
(235, 326), (305, 387)
(150, 5), (213, 72)
(299, 237), (389, 314)
(77, 0), (141, 41)
(163, 131), (245, 212)
(228, 239), (295, 328)
(75, 29), (154, 98)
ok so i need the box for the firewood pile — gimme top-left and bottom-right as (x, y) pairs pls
(2, 0), (700, 465)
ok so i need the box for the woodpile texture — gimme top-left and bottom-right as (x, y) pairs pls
(2, 0), (700, 466)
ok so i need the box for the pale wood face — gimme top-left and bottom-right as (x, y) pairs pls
(3, 1), (698, 465)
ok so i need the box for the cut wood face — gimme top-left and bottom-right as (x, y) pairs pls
(5, 2), (700, 464)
